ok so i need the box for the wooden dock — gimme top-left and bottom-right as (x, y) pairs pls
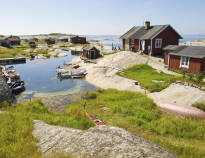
(0, 57), (26, 65)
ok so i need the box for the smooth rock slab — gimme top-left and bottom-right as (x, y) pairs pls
(33, 120), (176, 158)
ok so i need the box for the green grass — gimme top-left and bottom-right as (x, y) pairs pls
(0, 99), (94, 158)
(13, 45), (30, 50)
(43, 54), (51, 58)
(102, 50), (122, 55)
(118, 64), (175, 92)
(67, 89), (205, 158)
(1, 90), (205, 158)
(169, 69), (205, 87)
(192, 102), (205, 112)
(68, 44), (90, 47)
(0, 47), (29, 58)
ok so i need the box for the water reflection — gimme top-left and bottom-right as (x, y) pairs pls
(8, 50), (96, 107)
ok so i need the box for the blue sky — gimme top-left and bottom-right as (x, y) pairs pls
(0, 0), (204, 35)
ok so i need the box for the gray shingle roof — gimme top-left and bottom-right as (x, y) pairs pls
(164, 45), (205, 59)
(83, 46), (98, 51)
(120, 25), (182, 40)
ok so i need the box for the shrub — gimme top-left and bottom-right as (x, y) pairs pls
(85, 91), (97, 99)
(192, 102), (205, 112)
(187, 73), (194, 81)
(182, 70), (186, 79)
(30, 43), (37, 48)
(43, 54), (51, 58)
(196, 73), (204, 83)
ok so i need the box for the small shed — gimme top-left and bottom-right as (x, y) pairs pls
(0, 38), (11, 48)
(32, 38), (39, 42)
(45, 38), (55, 45)
(59, 37), (68, 42)
(83, 46), (100, 59)
(164, 45), (205, 73)
(70, 36), (86, 44)
(5, 36), (21, 46)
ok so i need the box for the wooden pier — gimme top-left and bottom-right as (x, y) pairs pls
(0, 57), (26, 65)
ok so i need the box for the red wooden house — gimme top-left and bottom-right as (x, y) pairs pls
(70, 36), (86, 44)
(164, 45), (205, 73)
(83, 46), (100, 59)
(120, 21), (182, 55)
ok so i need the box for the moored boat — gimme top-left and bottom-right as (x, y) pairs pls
(10, 81), (25, 95)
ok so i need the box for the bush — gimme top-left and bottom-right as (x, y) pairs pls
(192, 102), (205, 112)
(85, 91), (97, 99)
(182, 70), (186, 79)
(196, 73), (204, 83)
(187, 73), (194, 81)
(30, 43), (37, 48)
(43, 54), (51, 58)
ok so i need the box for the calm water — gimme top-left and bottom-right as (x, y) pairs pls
(8, 35), (205, 106)
(7, 50), (96, 106)
(87, 34), (205, 48)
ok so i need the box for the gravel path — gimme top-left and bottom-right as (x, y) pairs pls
(33, 120), (176, 158)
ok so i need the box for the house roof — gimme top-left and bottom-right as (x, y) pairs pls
(164, 45), (205, 59)
(71, 36), (86, 39)
(6, 36), (20, 41)
(83, 46), (99, 51)
(120, 25), (182, 40)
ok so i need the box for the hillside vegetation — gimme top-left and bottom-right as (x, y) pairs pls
(118, 64), (174, 92)
(0, 47), (29, 58)
(0, 100), (94, 158)
(0, 89), (205, 158)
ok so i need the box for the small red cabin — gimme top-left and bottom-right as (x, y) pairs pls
(83, 46), (100, 59)
(164, 45), (205, 73)
(70, 36), (86, 44)
(120, 21), (182, 56)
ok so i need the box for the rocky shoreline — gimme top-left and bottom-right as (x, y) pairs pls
(0, 75), (12, 103)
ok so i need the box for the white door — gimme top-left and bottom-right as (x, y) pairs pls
(125, 39), (129, 50)
(140, 40), (145, 51)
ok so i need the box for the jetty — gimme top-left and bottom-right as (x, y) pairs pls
(0, 57), (26, 65)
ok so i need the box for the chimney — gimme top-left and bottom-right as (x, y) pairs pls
(145, 21), (150, 30)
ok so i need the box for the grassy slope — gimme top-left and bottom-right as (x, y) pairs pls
(118, 64), (175, 92)
(1, 90), (205, 158)
(0, 99), (94, 158)
(192, 102), (205, 112)
(102, 50), (122, 55)
(67, 89), (205, 158)
(0, 47), (30, 58)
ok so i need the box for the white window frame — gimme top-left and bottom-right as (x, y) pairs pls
(155, 38), (162, 48)
(131, 39), (135, 45)
(180, 56), (190, 68)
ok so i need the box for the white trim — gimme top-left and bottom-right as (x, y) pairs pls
(168, 54), (170, 66)
(155, 38), (162, 48)
(151, 39), (153, 55)
(180, 56), (190, 68)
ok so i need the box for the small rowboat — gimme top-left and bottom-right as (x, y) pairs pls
(85, 112), (105, 125)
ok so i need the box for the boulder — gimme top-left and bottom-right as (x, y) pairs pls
(33, 120), (176, 158)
